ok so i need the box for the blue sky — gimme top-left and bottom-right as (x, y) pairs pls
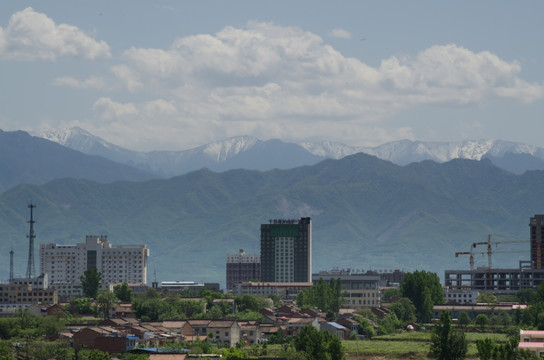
(1, 1), (542, 151)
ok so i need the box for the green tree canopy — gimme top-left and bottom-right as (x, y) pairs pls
(399, 270), (444, 322)
(387, 297), (416, 323)
(296, 278), (345, 315)
(80, 268), (102, 299)
(475, 313), (489, 329)
(457, 311), (471, 327)
(114, 282), (134, 302)
(96, 290), (117, 319)
(431, 310), (468, 360)
(383, 288), (400, 302)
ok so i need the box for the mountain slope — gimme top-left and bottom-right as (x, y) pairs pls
(32, 127), (544, 176)
(0, 153), (541, 286)
(0, 130), (157, 194)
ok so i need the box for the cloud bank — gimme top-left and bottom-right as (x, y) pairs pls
(2, 9), (542, 150)
(0, 7), (110, 60)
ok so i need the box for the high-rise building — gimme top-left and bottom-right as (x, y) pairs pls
(40, 235), (149, 285)
(226, 249), (260, 292)
(260, 217), (311, 283)
(530, 215), (544, 269)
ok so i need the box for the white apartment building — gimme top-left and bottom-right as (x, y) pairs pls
(40, 235), (149, 285)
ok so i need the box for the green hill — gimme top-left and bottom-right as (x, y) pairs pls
(1, 153), (542, 287)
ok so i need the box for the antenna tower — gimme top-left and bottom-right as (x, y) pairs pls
(25, 203), (36, 279)
(9, 246), (14, 284)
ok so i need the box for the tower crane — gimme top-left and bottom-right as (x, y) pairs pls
(455, 234), (529, 290)
(471, 234), (529, 271)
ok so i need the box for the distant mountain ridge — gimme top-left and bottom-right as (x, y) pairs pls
(31, 127), (544, 176)
(0, 130), (156, 194)
(0, 153), (542, 286)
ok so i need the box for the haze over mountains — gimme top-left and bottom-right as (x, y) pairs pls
(0, 130), (156, 194)
(31, 127), (544, 177)
(1, 127), (543, 286)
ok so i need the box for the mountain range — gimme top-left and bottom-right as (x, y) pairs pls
(30, 127), (544, 177)
(1, 140), (542, 287)
(0, 130), (156, 194)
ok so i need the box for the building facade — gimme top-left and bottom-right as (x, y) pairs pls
(40, 235), (149, 286)
(226, 249), (261, 292)
(0, 284), (57, 305)
(260, 218), (311, 283)
(531, 215), (544, 269)
(312, 270), (381, 308)
(232, 281), (313, 301)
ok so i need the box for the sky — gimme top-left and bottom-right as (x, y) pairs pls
(0, 1), (543, 152)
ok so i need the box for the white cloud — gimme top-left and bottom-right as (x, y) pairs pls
(0, 7), (111, 60)
(93, 97), (138, 120)
(53, 76), (107, 89)
(54, 22), (542, 150)
(111, 65), (143, 92)
(328, 28), (352, 39)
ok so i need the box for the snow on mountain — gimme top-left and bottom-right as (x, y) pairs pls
(29, 127), (544, 176)
(301, 139), (544, 164)
(202, 136), (260, 162)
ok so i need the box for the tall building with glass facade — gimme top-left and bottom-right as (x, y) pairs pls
(260, 217), (311, 283)
(530, 215), (544, 269)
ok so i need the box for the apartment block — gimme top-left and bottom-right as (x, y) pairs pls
(40, 235), (149, 286)
(260, 217), (311, 283)
(226, 249), (260, 292)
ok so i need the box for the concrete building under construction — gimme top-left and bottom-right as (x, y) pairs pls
(445, 215), (544, 295)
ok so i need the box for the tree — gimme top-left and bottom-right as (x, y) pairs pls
(475, 314), (489, 330)
(476, 338), (495, 360)
(377, 313), (401, 335)
(114, 282), (134, 302)
(517, 289), (535, 304)
(457, 311), (471, 328)
(477, 293), (497, 307)
(294, 325), (328, 360)
(73, 297), (96, 315)
(399, 270), (443, 322)
(96, 290), (117, 319)
(356, 317), (375, 339)
(430, 310), (468, 360)
(235, 295), (261, 313)
(387, 297), (416, 323)
(383, 288), (400, 302)
(80, 268), (102, 299)
(296, 278), (345, 315)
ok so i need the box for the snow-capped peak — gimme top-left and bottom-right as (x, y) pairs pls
(202, 136), (260, 162)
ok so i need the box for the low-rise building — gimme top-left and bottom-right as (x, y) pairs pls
(10, 274), (49, 289)
(313, 270), (381, 308)
(321, 322), (349, 339)
(444, 288), (479, 304)
(432, 303), (524, 321)
(73, 326), (137, 353)
(232, 282), (312, 300)
(0, 283), (57, 304)
(160, 281), (219, 294)
(519, 330), (544, 357)
(186, 320), (241, 346)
